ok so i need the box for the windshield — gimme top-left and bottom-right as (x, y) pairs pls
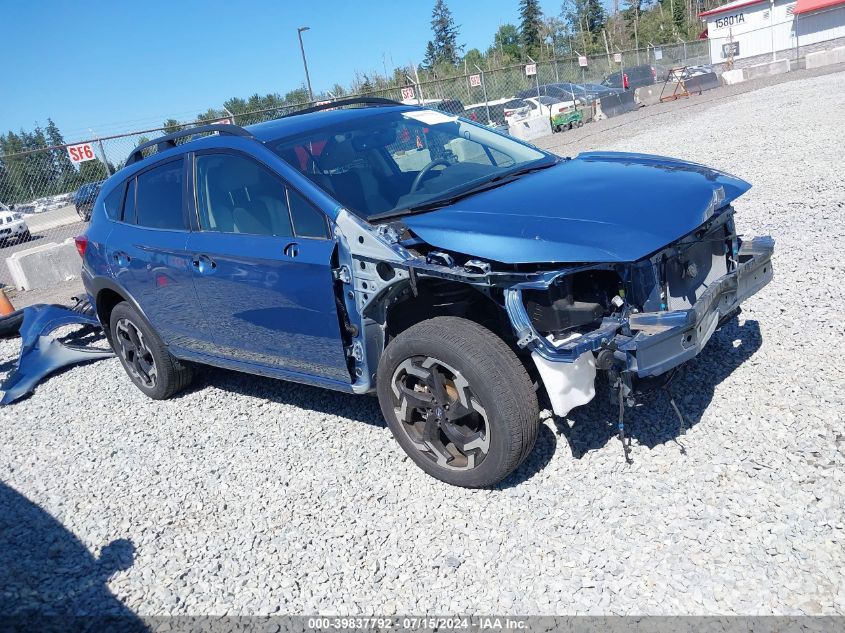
(271, 109), (549, 220)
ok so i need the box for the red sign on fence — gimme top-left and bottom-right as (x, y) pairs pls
(525, 64), (537, 76)
(578, 56), (588, 67)
(469, 74), (482, 87)
(67, 143), (96, 164)
(401, 86), (415, 100)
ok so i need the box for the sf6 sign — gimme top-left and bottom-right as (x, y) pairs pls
(67, 143), (96, 164)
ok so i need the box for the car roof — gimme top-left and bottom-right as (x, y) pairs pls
(245, 104), (418, 142)
(115, 103), (428, 183)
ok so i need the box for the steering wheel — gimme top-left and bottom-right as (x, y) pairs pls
(410, 158), (452, 193)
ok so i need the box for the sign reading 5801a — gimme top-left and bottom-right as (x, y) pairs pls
(67, 143), (96, 164)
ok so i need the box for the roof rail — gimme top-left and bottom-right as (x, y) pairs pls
(126, 123), (254, 165)
(282, 97), (404, 118)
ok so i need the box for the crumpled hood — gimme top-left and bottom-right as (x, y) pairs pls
(401, 151), (751, 264)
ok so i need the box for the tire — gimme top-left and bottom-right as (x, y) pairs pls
(376, 316), (540, 488)
(109, 302), (193, 400)
(0, 310), (24, 338)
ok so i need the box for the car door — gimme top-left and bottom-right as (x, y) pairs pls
(105, 156), (209, 351)
(186, 150), (350, 383)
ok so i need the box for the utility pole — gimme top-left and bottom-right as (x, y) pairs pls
(474, 63), (491, 125)
(526, 55), (540, 100)
(89, 128), (112, 176)
(770, 0), (777, 61)
(297, 26), (314, 102)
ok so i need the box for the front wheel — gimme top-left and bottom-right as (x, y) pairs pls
(377, 317), (540, 488)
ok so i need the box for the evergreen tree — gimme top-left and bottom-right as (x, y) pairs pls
(519, 0), (543, 58)
(422, 41), (438, 69)
(583, 0), (607, 36)
(162, 118), (184, 135)
(45, 118), (75, 187)
(672, 0), (686, 32)
(424, 0), (462, 67)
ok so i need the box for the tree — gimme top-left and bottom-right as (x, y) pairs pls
(462, 48), (484, 69)
(671, 0), (686, 32)
(45, 118), (75, 187)
(519, 0), (544, 58)
(583, 0), (607, 37)
(422, 41), (438, 69)
(563, 0), (608, 53)
(162, 118), (183, 134)
(424, 0), (462, 67)
(489, 23), (521, 64)
(541, 16), (568, 58)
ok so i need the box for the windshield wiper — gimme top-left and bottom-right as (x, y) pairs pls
(370, 158), (560, 221)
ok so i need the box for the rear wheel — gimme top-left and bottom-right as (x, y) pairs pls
(109, 302), (193, 400)
(377, 317), (539, 488)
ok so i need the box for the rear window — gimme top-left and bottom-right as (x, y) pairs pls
(135, 160), (185, 230)
(103, 183), (125, 220)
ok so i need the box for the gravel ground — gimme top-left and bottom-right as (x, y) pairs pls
(1, 70), (843, 617)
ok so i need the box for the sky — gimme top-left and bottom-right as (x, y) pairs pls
(2, 0), (563, 142)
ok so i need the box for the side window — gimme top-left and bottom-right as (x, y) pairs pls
(195, 153), (292, 237)
(287, 188), (329, 239)
(135, 160), (185, 230)
(103, 182), (126, 220)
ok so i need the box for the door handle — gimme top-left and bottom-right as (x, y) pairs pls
(283, 242), (299, 258)
(191, 254), (217, 274)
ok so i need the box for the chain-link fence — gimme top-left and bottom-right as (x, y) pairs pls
(0, 39), (715, 295)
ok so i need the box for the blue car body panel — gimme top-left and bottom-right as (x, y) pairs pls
(105, 221), (207, 351)
(185, 231), (349, 382)
(400, 151), (750, 264)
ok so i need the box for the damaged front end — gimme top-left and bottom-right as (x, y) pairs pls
(505, 212), (774, 418)
(334, 200), (773, 432)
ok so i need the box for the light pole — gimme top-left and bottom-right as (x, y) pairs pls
(297, 26), (314, 102)
(770, 0), (777, 61)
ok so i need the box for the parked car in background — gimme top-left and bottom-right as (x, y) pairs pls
(74, 181), (104, 221)
(504, 96), (578, 127)
(431, 99), (464, 116)
(681, 65), (714, 79)
(79, 98), (774, 488)
(0, 208), (31, 246)
(602, 64), (668, 91)
(464, 97), (512, 125)
(518, 84), (586, 105)
(576, 83), (621, 99)
(400, 98), (464, 116)
(463, 98), (512, 134)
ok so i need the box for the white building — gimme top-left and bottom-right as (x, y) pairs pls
(701, 0), (845, 63)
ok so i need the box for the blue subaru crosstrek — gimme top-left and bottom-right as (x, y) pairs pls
(79, 98), (774, 487)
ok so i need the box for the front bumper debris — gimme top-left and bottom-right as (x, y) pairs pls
(0, 303), (113, 405)
(507, 236), (774, 378)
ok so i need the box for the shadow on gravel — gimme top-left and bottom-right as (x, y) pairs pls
(556, 318), (763, 459)
(0, 481), (145, 631)
(193, 367), (386, 427)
